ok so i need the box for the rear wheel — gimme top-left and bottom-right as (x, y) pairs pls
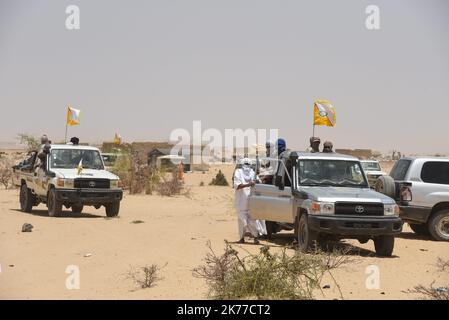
(297, 214), (318, 252)
(374, 176), (396, 198)
(105, 202), (120, 217)
(19, 184), (34, 213)
(71, 204), (84, 215)
(47, 188), (63, 217)
(409, 223), (430, 236)
(428, 210), (449, 241)
(374, 235), (395, 256)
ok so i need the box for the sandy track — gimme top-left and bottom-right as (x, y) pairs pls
(0, 166), (448, 299)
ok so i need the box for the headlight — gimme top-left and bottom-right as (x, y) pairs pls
(56, 178), (74, 188)
(310, 202), (335, 214)
(110, 180), (122, 189)
(110, 180), (118, 188)
(384, 204), (399, 216)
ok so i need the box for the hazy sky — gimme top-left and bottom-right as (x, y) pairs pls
(1, 0), (448, 154)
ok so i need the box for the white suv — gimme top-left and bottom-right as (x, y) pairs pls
(375, 157), (449, 241)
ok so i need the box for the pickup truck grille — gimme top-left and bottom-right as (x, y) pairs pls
(74, 178), (110, 189)
(334, 202), (384, 216)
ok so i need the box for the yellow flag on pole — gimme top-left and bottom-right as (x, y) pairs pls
(113, 133), (122, 145)
(313, 100), (336, 127)
(67, 106), (81, 126)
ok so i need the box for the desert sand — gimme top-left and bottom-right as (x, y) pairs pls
(0, 164), (448, 300)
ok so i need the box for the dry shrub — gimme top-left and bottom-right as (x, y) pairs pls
(0, 158), (13, 189)
(406, 258), (449, 300)
(145, 166), (163, 195)
(111, 148), (133, 189)
(193, 241), (353, 300)
(209, 170), (229, 186)
(408, 284), (449, 300)
(156, 167), (185, 196)
(127, 264), (164, 289)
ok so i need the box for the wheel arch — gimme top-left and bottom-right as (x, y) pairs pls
(430, 202), (449, 220)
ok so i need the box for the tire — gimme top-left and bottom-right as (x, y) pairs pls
(409, 223), (430, 236)
(71, 204), (84, 215)
(105, 202), (120, 217)
(297, 214), (318, 252)
(374, 235), (395, 256)
(374, 176), (396, 199)
(47, 188), (63, 217)
(19, 184), (34, 213)
(428, 210), (449, 241)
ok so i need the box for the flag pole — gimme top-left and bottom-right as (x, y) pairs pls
(65, 124), (68, 144)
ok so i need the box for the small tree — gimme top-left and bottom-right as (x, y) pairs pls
(209, 170), (229, 186)
(17, 133), (40, 152)
(0, 158), (13, 189)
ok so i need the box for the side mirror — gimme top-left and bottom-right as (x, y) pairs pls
(46, 171), (56, 178)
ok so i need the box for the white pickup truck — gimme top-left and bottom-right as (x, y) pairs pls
(13, 144), (123, 217)
(249, 152), (402, 256)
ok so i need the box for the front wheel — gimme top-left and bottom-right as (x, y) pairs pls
(19, 184), (34, 213)
(105, 202), (120, 217)
(373, 235), (395, 256)
(47, 188), (63, 217)
(428, 210), (449, 241)
(297, 214), (318, 252)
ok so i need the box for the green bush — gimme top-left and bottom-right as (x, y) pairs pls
(209, 170), (229, 186)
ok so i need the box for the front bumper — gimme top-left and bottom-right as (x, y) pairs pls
(308, 215), (403, 236)
(54, 188), (123, 205)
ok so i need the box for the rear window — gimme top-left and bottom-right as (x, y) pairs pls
(421, 161), (449, 185)
(390, 159), (412, 181)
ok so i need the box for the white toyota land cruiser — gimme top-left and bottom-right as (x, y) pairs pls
(13, 144), (123, 217)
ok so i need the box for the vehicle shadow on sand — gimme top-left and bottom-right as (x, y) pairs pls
(10, 208), (104, 219)
(395, 231), (434, 242)
(259, 233), (398, 258)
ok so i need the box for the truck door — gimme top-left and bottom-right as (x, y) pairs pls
(248, 159), (294, 223)
(33, 154), (48, 196)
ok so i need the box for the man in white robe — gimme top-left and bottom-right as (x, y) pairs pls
(234, 158), (265, 244)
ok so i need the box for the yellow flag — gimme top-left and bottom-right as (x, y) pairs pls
(113, 133), (122, 145)
(67, 106), (81, 126)
(313, 100), (336, 127)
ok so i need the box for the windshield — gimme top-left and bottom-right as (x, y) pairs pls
(298, 159), (368, 187)
(50, 149), (104, 170)
(361, 161), (381, 171)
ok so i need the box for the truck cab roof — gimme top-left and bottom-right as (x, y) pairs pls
(44, 144), (100, 151)
(289, 151), (359, 161)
